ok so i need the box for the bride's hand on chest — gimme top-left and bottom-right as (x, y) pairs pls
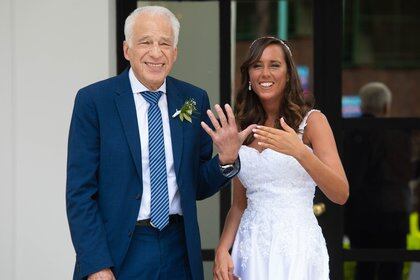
(252, 117), (307, 158)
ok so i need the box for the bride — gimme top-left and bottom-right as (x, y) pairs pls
(213, 37), (349, 280)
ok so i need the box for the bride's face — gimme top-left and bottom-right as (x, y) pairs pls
(248, 44), (288, 105)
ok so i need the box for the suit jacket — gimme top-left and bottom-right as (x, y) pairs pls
(66, 69), (230, 280)
(343, 114), (412, 237)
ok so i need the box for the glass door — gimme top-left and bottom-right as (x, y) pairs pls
(341, 1), (420, 279)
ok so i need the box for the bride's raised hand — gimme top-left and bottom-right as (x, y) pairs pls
(253, 117), (306, 158)
(213, 248), (234, 280)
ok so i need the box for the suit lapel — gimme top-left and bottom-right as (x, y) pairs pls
(114, 70), (143, 183)
(166, 78), (184, 178)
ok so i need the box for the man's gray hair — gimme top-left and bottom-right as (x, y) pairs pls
(124, 6), (180, 47)
(359, 82), (392, 115)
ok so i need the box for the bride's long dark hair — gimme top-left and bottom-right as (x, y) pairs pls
(234, 37), (313, 145)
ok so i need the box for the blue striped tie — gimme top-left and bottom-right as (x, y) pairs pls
(141, 91), (169, 230)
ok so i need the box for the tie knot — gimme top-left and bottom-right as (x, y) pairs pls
(141, 91), (163, 105)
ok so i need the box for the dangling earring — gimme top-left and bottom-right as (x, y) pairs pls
(248, 81), (252, 91)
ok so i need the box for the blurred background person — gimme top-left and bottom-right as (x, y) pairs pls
(343, 82), (412, 280)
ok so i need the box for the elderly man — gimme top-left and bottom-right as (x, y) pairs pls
(66, 6), (253, 280)
(343, 82), (411, 280)
(359, 82), (392, 117)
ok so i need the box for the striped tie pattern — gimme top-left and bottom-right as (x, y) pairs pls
(141, 91), (169, 230)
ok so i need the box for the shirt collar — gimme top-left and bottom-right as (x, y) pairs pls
(128, 68), (166, 94)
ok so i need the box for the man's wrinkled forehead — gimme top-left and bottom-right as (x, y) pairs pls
(133, 12), (174, 40)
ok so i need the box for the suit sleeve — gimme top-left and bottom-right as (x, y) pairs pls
(66, 90), (114, 279)
(196, 91), (231, 200)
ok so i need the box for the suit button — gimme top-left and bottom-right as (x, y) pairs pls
(128, 231), (132, 237)
(135, 194), (141, 200)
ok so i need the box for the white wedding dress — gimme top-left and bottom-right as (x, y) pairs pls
(231, 110), (329, 280)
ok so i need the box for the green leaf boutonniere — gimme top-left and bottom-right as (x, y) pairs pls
(172, 98), (198, 123)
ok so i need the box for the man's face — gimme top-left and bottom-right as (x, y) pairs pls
(123, 13), (177, 90)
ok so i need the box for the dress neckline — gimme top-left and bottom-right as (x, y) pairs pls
(240, 144), (313, 155)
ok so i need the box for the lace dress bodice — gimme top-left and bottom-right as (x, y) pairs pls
(238, 109), (319, 220)
(239, 144), (316, 213)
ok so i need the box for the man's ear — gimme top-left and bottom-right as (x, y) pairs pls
(174, 47), (178, 62)
(382, 103), (389, 117)
(123, 41), (130, 61)
(383, 103), (392, 117)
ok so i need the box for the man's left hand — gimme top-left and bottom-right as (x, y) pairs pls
(201, 104), (255, 165)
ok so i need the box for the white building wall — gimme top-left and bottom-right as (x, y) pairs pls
(0, 0), (16, 279)
(0, 0), (116, 278)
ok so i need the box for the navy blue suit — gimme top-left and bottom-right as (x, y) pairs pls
(66, 69), (230, 279)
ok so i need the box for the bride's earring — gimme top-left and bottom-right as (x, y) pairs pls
(248, 81), (252, 91)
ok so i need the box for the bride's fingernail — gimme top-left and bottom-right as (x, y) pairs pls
(252, 128), (257, 132)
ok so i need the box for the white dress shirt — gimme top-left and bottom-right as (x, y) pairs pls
(129, 68), (182, 220)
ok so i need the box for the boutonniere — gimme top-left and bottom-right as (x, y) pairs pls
(172, 98), (198, 123)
